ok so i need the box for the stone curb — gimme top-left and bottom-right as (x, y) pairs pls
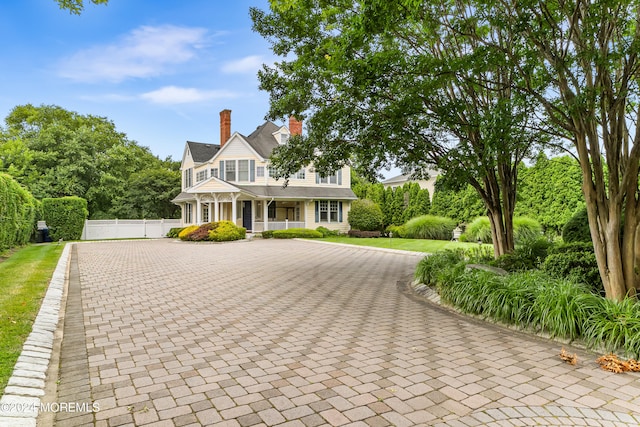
(0, 243), (72, 426)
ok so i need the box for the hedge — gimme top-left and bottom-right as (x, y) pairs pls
(273, 228), (323, 238)
(42, 196), (89, 241)
(466, 216), (542, 245)
(209, 221), (246, 242)
(0, 173), (37, 250)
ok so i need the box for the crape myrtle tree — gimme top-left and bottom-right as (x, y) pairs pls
(251, 0), (548, 257)
(473, 0), (640, 300)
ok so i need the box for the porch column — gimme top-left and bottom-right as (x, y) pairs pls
(214, 195), (220, 222)
(231, 194), (238, 226)
(208, 202), (212, 222)
(263, 200), (269, 231)
(195, 195), (202, 225)
(251, 200), (255, 232)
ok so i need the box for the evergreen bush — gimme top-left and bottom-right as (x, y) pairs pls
(42, 196), (88, 241)
(562, 207), (592, 243)
(0, 173), (37, 250)
(348, 199), (384, 231)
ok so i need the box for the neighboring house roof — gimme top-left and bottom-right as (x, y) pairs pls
(171, 192), (194, 203)
(243, 121), (281, 159)
(187, 141), (220, 163)
(382, 171), (439, 185)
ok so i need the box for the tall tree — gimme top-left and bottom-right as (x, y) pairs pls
(472, 0), (640, 300)
(251, 0), (547, 257)
(0, 104), (178, 219)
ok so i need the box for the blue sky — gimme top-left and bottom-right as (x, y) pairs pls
(0, 0), (279, 162)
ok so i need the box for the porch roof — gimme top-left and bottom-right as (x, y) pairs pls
(172, 183), (358, 203)
(235, 185), (357, 200)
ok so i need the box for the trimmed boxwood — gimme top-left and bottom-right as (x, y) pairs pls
(261, 230), (274, 239)
(0, 173), (37, 250)
(348, 230), (382, 238)
(209, 221), (246, 242)
(273, 228), (323, 239)
(348, 199), (384, 231)
(42, 196), (88, 241)
(167, 227), (185, 238)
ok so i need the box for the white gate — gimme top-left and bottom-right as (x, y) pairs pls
(81, 219), (182, 240)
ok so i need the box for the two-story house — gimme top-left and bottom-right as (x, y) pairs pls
(172, 109), (357, 233)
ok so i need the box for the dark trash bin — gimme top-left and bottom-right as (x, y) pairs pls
(34, 229), (44, 243)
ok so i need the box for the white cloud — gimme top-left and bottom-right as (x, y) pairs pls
(221, 55), (265, 74)
(59, 25), (208, 83)
(140, 86), (239, 105)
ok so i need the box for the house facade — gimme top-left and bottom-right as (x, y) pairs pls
(381, 170), (440, 201)
(172, 110), (357, 233)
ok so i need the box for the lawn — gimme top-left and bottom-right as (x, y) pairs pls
(0, 243), (64, 391)
(313, 236), (491, 253)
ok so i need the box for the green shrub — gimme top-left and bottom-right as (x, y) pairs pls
(208, 221), (246, 242)
(403, 215), (456, 240)
(562, 207), (592, 243)
(386, 224), (406, 238)
(466, 217), (493, 243)
(261, 230), (274, 239)
(0, 173), (37, 250)
(513, 217), (543, 243)
(348, 230), (381, 238)
(542, 247), (602, 295)
(348, 199), (384, 231)
(582, 297), (640, 358)
(490, 237), (552, 272)
(42, 196), (88, 241)
(415, 251), (465, 287)
(273, 228), (323, 239)
(316, 226), (341, 237)
(167, 227), (185, 238)
(178, 225), (199, 240)
(466, 216), (542, 245)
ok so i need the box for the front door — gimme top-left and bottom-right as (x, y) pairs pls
(242, 201), (252, 231)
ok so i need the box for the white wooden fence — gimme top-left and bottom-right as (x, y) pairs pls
(81, 219), (182, 240)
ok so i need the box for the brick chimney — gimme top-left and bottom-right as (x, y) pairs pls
(289, 115), (303, 136)
(220, 109), (231, 146)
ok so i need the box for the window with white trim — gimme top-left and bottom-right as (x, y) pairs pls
(211, 168), (218, 178)
(196, 170), (208, 182)
(256, 166), (265, 178)
(295, 168), (306, 180)
(330, 201), (339, 222)
(319, 201), (328, 221)
(315, 200), (343, 223)
(183, 168), (193, 188)
(226, 161), (236, 182)
(238, 160), (249, 181)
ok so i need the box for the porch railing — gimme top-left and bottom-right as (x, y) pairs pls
(253, 221), (305, 232)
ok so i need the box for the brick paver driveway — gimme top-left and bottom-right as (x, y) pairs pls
(52, 239), (640, 426)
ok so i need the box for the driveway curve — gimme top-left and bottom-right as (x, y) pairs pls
(51, 239), (640, 426)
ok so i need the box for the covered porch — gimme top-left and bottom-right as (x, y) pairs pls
(173, 178), (308, 232)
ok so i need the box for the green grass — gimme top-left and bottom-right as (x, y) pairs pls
(313, 236), (489, 253)
(0, 243), (64, 391)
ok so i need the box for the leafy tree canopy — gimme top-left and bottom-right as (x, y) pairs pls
(55, 0), (108, 14)
(0, 104), (180, 219)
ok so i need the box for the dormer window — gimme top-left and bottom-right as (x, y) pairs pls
(280, 133), (290, 144)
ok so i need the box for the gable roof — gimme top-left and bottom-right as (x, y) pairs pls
(187, 141), (220, 163)
(243, 121), (281, 159)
